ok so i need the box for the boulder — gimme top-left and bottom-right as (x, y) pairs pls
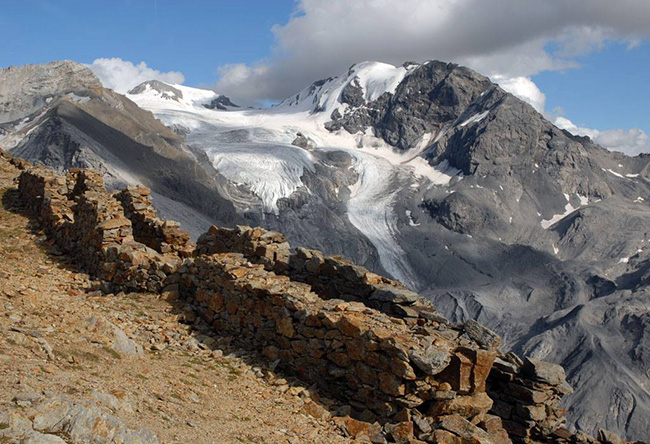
(521, 357), (567, 386)
(463, 319), (501, 350)
(409, 344), (451, 376)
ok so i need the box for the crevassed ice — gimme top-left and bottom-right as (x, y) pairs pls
(207, 143), (315, 215)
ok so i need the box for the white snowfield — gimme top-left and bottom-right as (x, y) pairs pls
(459, 111), (489, 127)
(127, 62), (460, 287)
(540, 193), (589, 229)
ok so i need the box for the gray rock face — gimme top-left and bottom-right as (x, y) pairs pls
(0, 60), (102, 124)
(111, 325), (144, 357)
(0, 61), (241, 235)
(324, 61), (494, 151)
(409, 345), (451, 376)
(203, 95), (239, 110)
(340, 77), (365, 108)
(291, 132), (311, 148)
(1, 393), (157, 444)
(521, 357), (567, 386)
(127, 79), (183, 100)
(87, 316), (144, 357)
(463, 320), (501, 350)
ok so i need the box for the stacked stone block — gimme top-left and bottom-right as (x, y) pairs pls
(487, 355), (576, 444)
(196, 224), (291, 268)
(116, 186), (193, 257)
(17, 166), (181, 292)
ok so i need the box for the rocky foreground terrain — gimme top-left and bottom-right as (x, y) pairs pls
(0, 152), (352, 444)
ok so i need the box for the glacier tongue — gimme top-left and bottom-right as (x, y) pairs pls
(206, 142), (314, 215)
(345, 148), (420, 289)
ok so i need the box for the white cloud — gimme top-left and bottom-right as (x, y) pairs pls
(210, 0), (650, 157)
(555, 117), (650, 156)
(215, 63), (271, 104)
(493, 76), (546, 113)
(214, 0), (650, 103)
(86, 58), (185, 94)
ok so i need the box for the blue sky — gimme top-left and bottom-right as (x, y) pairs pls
(533, 42), (649, 132)
(1, 0), (648, 153)
(0, 0), (295, 83)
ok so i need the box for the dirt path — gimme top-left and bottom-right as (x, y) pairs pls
(0, 156), (353, 444)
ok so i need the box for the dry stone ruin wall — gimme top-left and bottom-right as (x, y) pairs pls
(116, 185), (193, 257)
(16, 165), (181, 293)
(3, 150), (627, 444)
(179, 251), (509, 443)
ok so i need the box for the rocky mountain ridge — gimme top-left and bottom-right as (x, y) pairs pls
(1, 59), (649, 440)
(0, 61), (242, 235)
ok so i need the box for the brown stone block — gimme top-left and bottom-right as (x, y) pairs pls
(428, 392), (493, 419)
(291, 339), (309, 354)
(337, 314), (368, 337)
(336, 417), (385, 443)
(329, 351), (352, 368)
(503, 383), (551, 404)
(391, 356), (417, 380)
(347, 338), (367, 361)
(429, 429), (463, 444)
(437, 350), (473, 394)
(386, 421), (414, 444)
(99, 216), (131, 230)
(378, 372), (405, 396)
(472, 349), (496, 393)
(436, 414), (495, 444)
(357, 362), (379, 386)
(303, 401), (331, 421)
(276, 317), (295, 338)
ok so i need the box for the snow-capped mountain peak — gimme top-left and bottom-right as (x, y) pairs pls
(127, 80), (238, 111)
(277, 61), (418, 115)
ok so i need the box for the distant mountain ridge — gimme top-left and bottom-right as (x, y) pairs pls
(2, 59), (649, 440)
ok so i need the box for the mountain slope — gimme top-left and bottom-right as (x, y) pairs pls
(0, 61), (240, 230)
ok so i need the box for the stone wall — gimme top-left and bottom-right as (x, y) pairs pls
(116, 186), (193, 257)
(17, 167), (181, 293)
(197, 225), (455, 328)
(180, 251), (510, 444)
(488, 354), (575, 444)
(191, 224), (599, 444)
(8, 158), (626, 444)
(196, 224), (291, 267)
